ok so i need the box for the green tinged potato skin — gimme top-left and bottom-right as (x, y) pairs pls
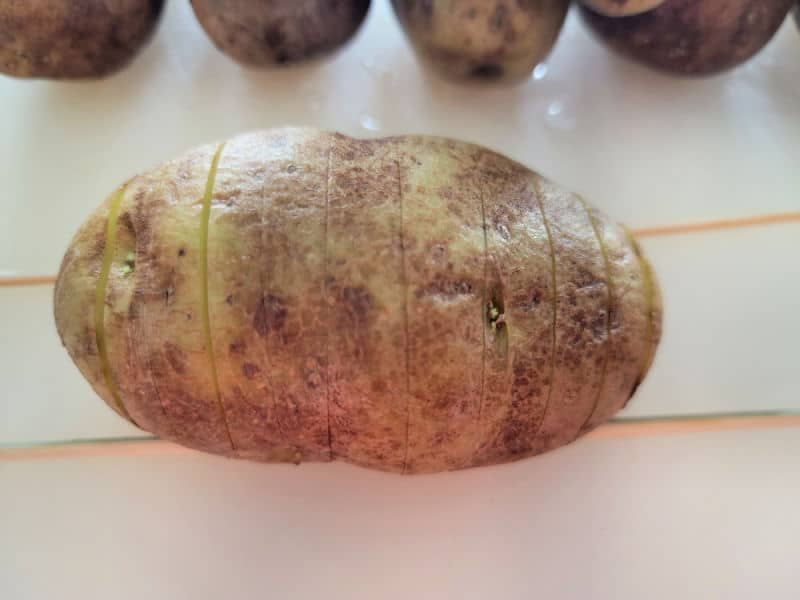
(55, 128), (662, 474)
(54, 203), (122, 418)
(326, 136), (409, 470)
(190, 0), (371, 66)
(110, 148), (237, 456)
(581, 0), (793, 76)
(0, 0), (163, 79)
(391, 0), (570, 82)
(398, 138), (486, 472)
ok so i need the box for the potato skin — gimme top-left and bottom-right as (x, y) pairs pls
(391, 0), (570, 82)
(190, 0), (371, 66)
(581, 0), (665, 17)
(0, 0), (164, 79)
(581, 0), (793, 76)
(54, 128), (662, 474)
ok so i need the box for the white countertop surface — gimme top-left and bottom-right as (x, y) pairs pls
(1, 2), (799, 598)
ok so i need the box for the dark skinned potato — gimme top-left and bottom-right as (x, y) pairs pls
(581, 0), (665, 17)
(581, 0), (794, 76)
(391, 0), (570, 82)
(190, 0), (371, 66)
(54, 128), (663, 474)
(0, 0), (164, 79)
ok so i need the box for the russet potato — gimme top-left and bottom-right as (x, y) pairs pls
(190, 0), (371, 66)
(55, 128), (662, 473)
(581, 0), (794, 76)
(0, 0), (164, 79)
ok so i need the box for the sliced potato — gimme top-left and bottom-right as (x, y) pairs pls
(55, 129), (663, 473)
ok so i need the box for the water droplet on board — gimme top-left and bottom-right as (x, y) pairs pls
(532, 63), (548, 80)
(361, 57), (376, 72)
(544, 99), (576, 131)
(360, 114), (382, 132)
(361, 57), (390, 77)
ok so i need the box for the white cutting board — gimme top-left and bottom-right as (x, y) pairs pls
(1, 4), (800, 600)
(1, 1), (798, 444)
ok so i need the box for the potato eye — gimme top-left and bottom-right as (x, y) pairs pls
(121, 252), (135, 275)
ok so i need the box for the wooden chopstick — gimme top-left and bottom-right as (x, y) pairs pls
(631, 211), (800, 239)
(0, 275), (57, 287)
(3, 413), (798, 462)
(585, 413), (800, 440)
(0, 437), (181, 462)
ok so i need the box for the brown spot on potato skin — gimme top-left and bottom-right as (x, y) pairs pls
(55, 128), (661, 474)
(341, 286), (372, 322)
(53, 197), (127, 421)
(415, 277), (474, 300)
(164, 342), (187, 374)
(253, 294), (288, 337)
(580, 0), (793, 75)
(470, 63), (505, 79)
(190, 0), (371, 67)
(241, 362), (260, 379)
(0, 0), (164, 79)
